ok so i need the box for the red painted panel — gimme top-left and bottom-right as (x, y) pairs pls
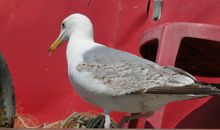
(0, 0), (220, 128)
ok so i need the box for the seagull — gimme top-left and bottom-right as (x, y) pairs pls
(49, 13), (220, 128)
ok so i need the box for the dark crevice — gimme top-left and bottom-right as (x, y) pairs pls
(140, 39), (159, 62)
(175, 37), (220, 77)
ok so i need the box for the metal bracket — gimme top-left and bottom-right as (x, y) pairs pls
(153, 0), (163, 21)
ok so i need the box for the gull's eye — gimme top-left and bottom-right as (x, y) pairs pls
(61, 23), (65, 29)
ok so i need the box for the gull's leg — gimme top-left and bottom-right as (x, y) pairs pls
(119, 111), (154, 128)
(104, 111), (111, 128)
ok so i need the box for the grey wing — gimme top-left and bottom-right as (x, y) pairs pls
(83, 46), (160, 66)
(78, 46), (197, 96)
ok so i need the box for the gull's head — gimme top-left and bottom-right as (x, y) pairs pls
(49, 13), (93, 54)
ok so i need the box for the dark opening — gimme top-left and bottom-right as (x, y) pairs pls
(175, 37), (220, 77)
(140, 39), (159, 62)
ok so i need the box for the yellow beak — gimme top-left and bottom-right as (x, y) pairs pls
(49, 35), (63, 55)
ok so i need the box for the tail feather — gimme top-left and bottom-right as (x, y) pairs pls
(198, 81), (220, 89)
(147, 83), (220, 95)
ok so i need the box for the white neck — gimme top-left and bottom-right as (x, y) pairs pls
(66, 33), (95, 71)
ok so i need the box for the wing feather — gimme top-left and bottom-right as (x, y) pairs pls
(77, 46), (200, 96)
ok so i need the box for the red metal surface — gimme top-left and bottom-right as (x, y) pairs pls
(0, 0), (220, 128)
(140, 22), (220, 128)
